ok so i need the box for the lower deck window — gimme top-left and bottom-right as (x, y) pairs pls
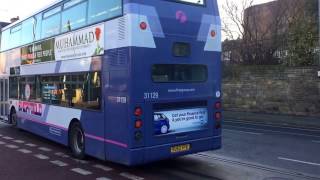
(152, 64), (207, 83)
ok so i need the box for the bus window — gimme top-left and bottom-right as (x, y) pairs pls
(21, 18), (36, 45)
(152, 64), (208, 83)
(10, 24), (22, 49)
(42, 6), (62, 38)
(1, 29), (10, 51)
(88, 0), (122, 24)
(9, 77), (19, 99)
(62, 1), (87, 32)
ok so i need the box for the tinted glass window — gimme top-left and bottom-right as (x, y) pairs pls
(1, 29), (10, 51)
(42, 7), (61, 38)
(62, 1), (87, 32)
(152, 64), (208, 82)
(174, 0), (205, 5)
(41, 72), (101, 110)
(88, 0), (122, 24)
(10, 24), (22, 48)
(21, 18), (35, 45)
(9, 77), (19, 99)
(34, 14), (42, 41)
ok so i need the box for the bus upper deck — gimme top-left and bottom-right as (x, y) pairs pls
(0, 0), (222, 165)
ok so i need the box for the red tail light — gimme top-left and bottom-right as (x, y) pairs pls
(215, 102), (222, 109)
(135, 120), (143, 129)
(140, 22), (147, 30)
(215, 112), (222, 120)
(134, 107), (143, 117)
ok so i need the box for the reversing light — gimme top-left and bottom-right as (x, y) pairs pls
(215, 102), (222, 109)
(135, 131), (143, 141)
(134, 107), (143, 117)
(140, 22), (147, 30)
(135, 120), (143, 129)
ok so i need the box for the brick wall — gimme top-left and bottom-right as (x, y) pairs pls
(223, 65), (320, 117)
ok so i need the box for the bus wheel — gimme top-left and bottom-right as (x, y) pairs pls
(10, 109), (17, 127)
(69, 122), (85, 159)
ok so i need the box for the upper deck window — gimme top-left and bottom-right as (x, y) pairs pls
(88, 0), (122, 24)
(62, 1), (87, 32)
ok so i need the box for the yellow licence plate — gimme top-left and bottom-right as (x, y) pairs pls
(170, 144), (191, 153)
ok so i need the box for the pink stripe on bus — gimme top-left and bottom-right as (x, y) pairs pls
(18, 116), (128, 149)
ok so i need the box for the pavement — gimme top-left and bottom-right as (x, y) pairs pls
(224, 110), (320, 129)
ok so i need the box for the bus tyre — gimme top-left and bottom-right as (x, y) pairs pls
(10, 110), (17, 127)
(69, 122), (85, 159)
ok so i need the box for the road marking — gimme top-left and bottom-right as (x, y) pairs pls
(72, 158), (89, 164)
(25, 143), (37, 147)
(38, 147), (52, 152)
(3, 136), (14, 140)
(312, 140), (320, 144)
(278, 157), (320, 166)
(18, 149), (32, 154)
(224, 129), (263, 135)
(93, 164), (113, 172)
(13, 140), (25, 144)
(55, 152), (70, 158)
(0, 134), (2, 137)
(50, 160), (68, 167)
(5, 144), (19, 149)
(96, 177), (112, 180)
(225, 125), (320, 138)
(120, 172), (144, 180)
(0, 141), (6, 145)
(225, 119), (320, 132)
(34, 154), (50, 160)
(71, 168), (92, 175)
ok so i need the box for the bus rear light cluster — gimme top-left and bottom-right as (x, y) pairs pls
(215, 112), (222, 120)
(134, 107), (143, 117)
(140, 22), (147, 30)
(135, 120), (143, 129)
(215, 102), (222, 109)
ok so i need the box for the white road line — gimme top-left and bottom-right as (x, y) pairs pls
(96, 177), (112, 180)
(225, 125), (320, 138)
(0, 134), (2, 137)
(54, 152), (70, 158)
(71, 168), (92, 175)
(278, 157), (320, 166)
(5, 144), (19, 149)
(120, 172), (144, 180)
(18, 149), (32, 154)
(34, 154), (50, 160)
(0, 141), (6, 145)
(3, 136), (14, 140)
(312, 140), (320, 144)
(225, 119), (320, 132)
(224, 129), (263, 135)
(50, 160), (68, 167)
(25, 143), (37, 147)
(93, 164), (113, 172)
(38, 147), (52, 152)
(13, 140), (25, 144)
(72, 158), (89, 164)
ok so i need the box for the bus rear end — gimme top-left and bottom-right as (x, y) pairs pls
(126, 0), (222, 165)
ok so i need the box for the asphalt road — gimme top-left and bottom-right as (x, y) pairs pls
(0, 120), (319, 180)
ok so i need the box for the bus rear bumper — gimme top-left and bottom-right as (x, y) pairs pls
(127, 136), (221, 166)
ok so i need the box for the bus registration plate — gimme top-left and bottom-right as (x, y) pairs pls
(170, 144), (190, 153)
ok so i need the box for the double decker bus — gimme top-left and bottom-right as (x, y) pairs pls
(0, 0), (222, 165)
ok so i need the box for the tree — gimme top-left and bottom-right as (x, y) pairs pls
(222, 0), (319, 66)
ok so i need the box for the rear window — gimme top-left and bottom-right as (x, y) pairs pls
(168, 0), (205, 5)
(152, 64), (207, 83)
